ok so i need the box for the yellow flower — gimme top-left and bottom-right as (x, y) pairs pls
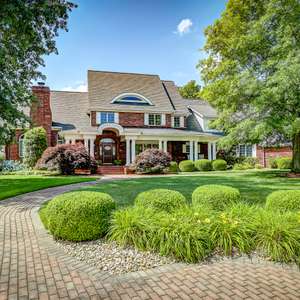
(204, 218), (211, 223)
(194, 212), (199, 217)
(197, 220), (202, 224)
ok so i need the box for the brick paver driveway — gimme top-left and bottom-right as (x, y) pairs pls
(1, 180), (300, 299)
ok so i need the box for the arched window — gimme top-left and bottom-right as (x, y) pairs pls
(18, 135), (24, 158)
(111, 93), (153, 105)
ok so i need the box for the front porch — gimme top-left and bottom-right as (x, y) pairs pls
(63, 124), (219, 167)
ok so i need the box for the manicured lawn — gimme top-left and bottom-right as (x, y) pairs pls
(0, 175), (97, 200)
(84, 170), (300, 207)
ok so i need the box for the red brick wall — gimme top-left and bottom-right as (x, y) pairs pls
(256, 146), (292, 167)
(91, 111), (97, 126)
(119, 112), (144, 127)
(166, 114), (171, 127)
(31, 86), (52, 145)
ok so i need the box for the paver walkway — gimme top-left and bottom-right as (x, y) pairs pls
(0, 180), (300, 299)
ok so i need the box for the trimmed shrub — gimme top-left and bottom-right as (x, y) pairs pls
(36, 144), (95, 175)
(178, 160), (194, 172)
(41, 191), (115, 241)
(277, 157), (292, 169)
(131, 148), (171, 174)
(192, 184), (241, 210)
(266, 190), (300, 212)
(212, 159), (227, 171)
(23, 127), (47, 168)
(168, 161), (178, 173)
(254, 210), (300, 263)
(135, 189), (187, 213)
(195, 159), (212, 171)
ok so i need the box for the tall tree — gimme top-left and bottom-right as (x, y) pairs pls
(199, 0), (300, 172)
(0, 0), (76, 144)
(179, 80), (201, 99)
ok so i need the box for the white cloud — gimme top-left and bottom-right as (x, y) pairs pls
(176, 19), (193, 35)
(62, 82), (87, 92)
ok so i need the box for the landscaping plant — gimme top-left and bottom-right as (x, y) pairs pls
(194, 159), (212, 171)
(276, 157), (292, 170)
(212, 159), (227, 171)
(131, 148), (171, 174)
(40, 191), (115, 241)
(178, 160), (194, 172)
(168, 161), (178, 173)
(23, 127), (47, 168)
(266, 190), (300, 212)
(135, 189), (187, 213)
(192, 184), (241, 210)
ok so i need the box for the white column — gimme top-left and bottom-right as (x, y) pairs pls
(212, 142), (217, 160)
(163, 140), (168, 153)
(90, 138), (95, 157)
(194, 141), (198, 161)
(190, 140), (194, 161)
(84, 138), (89, 151)
(159, 140), (163, 150)
(126, 138), (130, 165)
(208, 142), (212, 160)
(131, 139), (136, 163)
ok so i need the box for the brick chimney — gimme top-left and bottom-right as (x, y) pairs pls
(31, 83), (52, 146)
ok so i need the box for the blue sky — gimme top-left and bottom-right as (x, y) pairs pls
(42, 0), (226, 91)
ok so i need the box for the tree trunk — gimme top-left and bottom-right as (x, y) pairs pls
(292, 132), (300, 172)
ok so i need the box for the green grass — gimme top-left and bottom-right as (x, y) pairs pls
(83, 170), (300, 207)
(0, 175), (97, 200)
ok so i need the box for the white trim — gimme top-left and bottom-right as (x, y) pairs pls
(252, 144), (257, 158)
(171, 116), (175, 128)
(144, 113), (149, 126)
(180, 116), (185, 128)
(111, 93), (153, 105)
(114, 112), (119, 124)
(96, 112), (101, 125)
(98, 123), (124, 134)
(161, 114), (166, 126)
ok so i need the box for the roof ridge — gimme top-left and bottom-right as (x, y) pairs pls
(88, 69), (160, 77)
(50, 90), (88, 94)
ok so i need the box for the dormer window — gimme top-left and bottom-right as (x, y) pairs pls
(111, 93), (153, 106)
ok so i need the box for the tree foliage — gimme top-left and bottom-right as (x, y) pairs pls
(23, 127), (47, 168)
(179, 80), (201, 99)
(199, 0), (300, 171)
(0, 0), (76, 144)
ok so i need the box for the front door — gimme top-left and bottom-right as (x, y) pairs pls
(100, 138), (116, 164)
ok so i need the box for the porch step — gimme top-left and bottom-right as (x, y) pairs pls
(97, 166), (125, 175)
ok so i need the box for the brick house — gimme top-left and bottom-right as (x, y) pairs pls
(5, 70), (292, 166)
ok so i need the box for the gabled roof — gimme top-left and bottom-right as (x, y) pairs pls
(88, 70), (175, 113)
(183, 99), (217, 118)
(50, 91), (91, 132)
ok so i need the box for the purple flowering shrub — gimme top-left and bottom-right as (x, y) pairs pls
(132, 148), (171, 174)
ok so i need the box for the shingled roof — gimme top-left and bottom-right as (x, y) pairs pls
(183, 99), (217, 118)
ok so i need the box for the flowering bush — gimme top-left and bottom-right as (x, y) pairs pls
(132, 148), (171, 174)
(36, 144), (96, 175)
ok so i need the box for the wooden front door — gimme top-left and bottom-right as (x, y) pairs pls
(100, 138), (116, 164)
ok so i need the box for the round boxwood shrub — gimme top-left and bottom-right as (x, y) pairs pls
(135, 189), (187, 213)
(168, 161), (178, 173)
(277, 157), (292, 169)
(178, 160), (194, 172)
(195, 159), (212, 171)
(192, 185), (241, 210)
(266, 190), (300, 212)
(212, 159), (227, 171)
(42, 191), (116, 241)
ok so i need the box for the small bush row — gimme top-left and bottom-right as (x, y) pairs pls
(178, 159), (228, 172)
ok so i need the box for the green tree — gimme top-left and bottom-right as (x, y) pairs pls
(179, 80), (201, 99)
(23, 127), (47, 168)
(0, 0), (76, 144)
(199, 0), (300, 172)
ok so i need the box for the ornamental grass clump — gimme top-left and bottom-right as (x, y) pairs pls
(194, 159), (212, 171)
(178, 160), (194, 172)
(254, 210), (300, 264)
(135, 189), (187, 213)
(266, 190), (300, 212)
(192, 185), (241, 210)
(41, 191), (115, 241)
(276, 157), (292, 169)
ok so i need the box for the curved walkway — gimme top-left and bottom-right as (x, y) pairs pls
(0, 180), (300, 299)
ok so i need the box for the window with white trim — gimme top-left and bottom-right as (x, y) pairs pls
(18, 135), (24, 158)
(174, 116), (180, 128)
(238, 144), (253, 157)
(99, 112), (115, 124)
(112, 93), (152, 105)
(148, 114), (161, 126)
